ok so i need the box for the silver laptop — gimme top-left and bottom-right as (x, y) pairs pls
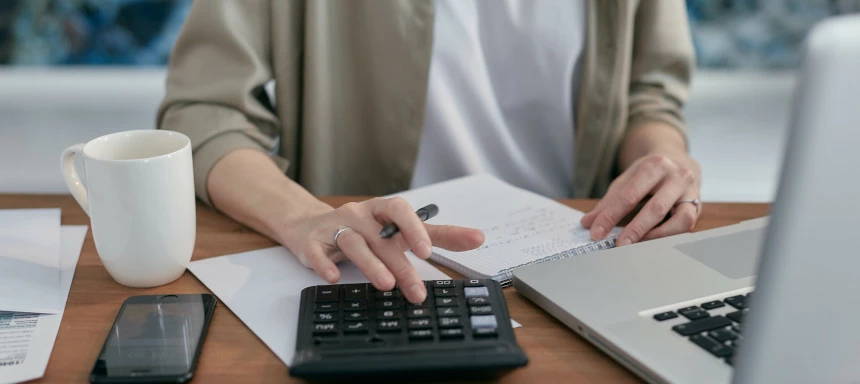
(513, 15), (860, 384)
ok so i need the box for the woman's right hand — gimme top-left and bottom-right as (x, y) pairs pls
(276, 197), (485, 304)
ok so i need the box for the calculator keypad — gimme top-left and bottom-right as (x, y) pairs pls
(293, 279), (528, 379)
(305, 279), (505, 344)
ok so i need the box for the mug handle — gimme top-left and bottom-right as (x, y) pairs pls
(60, 144), (89, 216)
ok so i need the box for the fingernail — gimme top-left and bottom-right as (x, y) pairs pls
(324, 269), (338, 282)
(593, 226), (605, 239)
(617, 238), (632, 247)
(418, 241), (432, 259)
(408, 283), (426, 302)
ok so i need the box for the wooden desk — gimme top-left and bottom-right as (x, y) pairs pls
(1, 195), (769, 383)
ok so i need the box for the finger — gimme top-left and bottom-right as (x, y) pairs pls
(425, 224), (485, 251)
(337, 202), (423, 300)
(304, 244), (340, 283)
(616, 179), (687, 246)
(581, 175), (629, 228)
(641, 203), (698, 241)
(589, 163), (668, 240)
(336, 229), (396, 291)
(374, 249), (426, 304)
(371, 197), (433, 259)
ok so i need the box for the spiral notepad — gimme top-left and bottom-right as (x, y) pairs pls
(393, 174), (622, 287)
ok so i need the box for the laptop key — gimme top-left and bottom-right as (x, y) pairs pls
(725, 295), (746, 309)
(701, 300), (725, 310)
(653, 311), (678, 321)
(727, 309), (747, 324)
(673, 316), (732, 336)
(680, 309), (710, 321)
(709, 328), (739, 342)
(690, 334), (733, 358)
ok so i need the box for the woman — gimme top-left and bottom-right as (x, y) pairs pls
(158, 0), (700, 304)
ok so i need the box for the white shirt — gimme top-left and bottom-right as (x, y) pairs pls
(411, 0), (586, 198)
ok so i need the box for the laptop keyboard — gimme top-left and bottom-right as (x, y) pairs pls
(652, 292), (752, 366)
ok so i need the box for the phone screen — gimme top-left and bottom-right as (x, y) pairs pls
(90, 294), (216, 380)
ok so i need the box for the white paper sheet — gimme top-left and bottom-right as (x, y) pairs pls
(0, 209), (62, 314)
(391, 174), (621, 279)
(0, 225), (87, 384)
(188, 246), (451, 366)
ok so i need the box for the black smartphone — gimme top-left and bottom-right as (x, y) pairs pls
(89, 294), (217, 383)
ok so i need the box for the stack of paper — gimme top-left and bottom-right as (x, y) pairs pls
(0, 209), (87, 384)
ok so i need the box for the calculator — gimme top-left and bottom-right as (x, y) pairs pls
(290, 279), (528, 379)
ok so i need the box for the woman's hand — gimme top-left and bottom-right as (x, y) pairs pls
(277, 197), (485, 304)
(581, 151), (701, 246)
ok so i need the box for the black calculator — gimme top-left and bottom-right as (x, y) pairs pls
(290, 279), (528, 380)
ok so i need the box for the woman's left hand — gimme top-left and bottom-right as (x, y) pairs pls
(580, 151), (702, 246)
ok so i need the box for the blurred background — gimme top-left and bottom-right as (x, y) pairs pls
(1, 0), (859, 201)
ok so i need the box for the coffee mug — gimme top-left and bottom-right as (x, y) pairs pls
(60, 130), (196, 288)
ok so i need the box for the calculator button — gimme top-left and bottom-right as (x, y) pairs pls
(464, 287), (489, 298)
(467, 297), (489, 306)
(377, 310), (400, 319)
(470, 315), (498, 329)
(315, 303), (337, 312)
(408, 318), (432, 329)
(408, 308), (430, 318)
(344, 322), (368, 334)
(345, 311), (368, 321)
(440, 328), (464, 339)
(344, 301), (367, 311)
(432, 280), (456, 288)
(344, 284), (367, 300)
(314, 312), (337, 322)
(312, 323), (337, 335)
(435, 297), (457, 307)
(438, 317), (462, 328)
(469, 306), (493, 315)
(408, 329), (434, 340)
(376, 290), (400, 299)
(464, 279), (484, 287)
(377, 319), (402, 332)
(434, 288), (456, 297)
(436, 307), (460, 317)
(315, 286), (338, 302)
(407, 301), (427, 309)
(473, 327), (498, 337)
(377, 300), (402, 309)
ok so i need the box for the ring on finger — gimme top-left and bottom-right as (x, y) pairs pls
(332, 227), (354, 252)
(674, 198), (701, 215)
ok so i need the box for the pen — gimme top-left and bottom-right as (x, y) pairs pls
(379, 204), (439, 239)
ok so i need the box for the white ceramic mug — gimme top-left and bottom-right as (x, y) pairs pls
(60, 130), (196, 288)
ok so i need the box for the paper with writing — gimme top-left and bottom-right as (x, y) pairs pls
(392, 174), (620, 279)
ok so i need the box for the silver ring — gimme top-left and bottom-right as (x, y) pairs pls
(332, 227), (353, 252)
(675, 198), (701, 214)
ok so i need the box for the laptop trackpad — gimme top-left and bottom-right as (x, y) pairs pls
(674, 228), (765, 279)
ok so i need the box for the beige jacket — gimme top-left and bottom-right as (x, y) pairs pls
(158, 0), (694, 206)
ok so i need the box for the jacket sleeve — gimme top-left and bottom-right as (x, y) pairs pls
(626, 1), (695, 145)
(157, 0), (287, 206)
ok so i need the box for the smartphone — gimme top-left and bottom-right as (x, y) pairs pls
(89, 294), (217, 383)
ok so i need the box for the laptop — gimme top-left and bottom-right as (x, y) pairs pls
(513, 15), (860, 384)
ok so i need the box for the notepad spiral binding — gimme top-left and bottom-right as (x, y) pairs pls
(493, 236), (618, 287)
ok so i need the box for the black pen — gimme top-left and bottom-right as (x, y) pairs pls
(379, 204), (439, 239)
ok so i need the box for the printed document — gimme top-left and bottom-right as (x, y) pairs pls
(0, 226), (87, 384)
